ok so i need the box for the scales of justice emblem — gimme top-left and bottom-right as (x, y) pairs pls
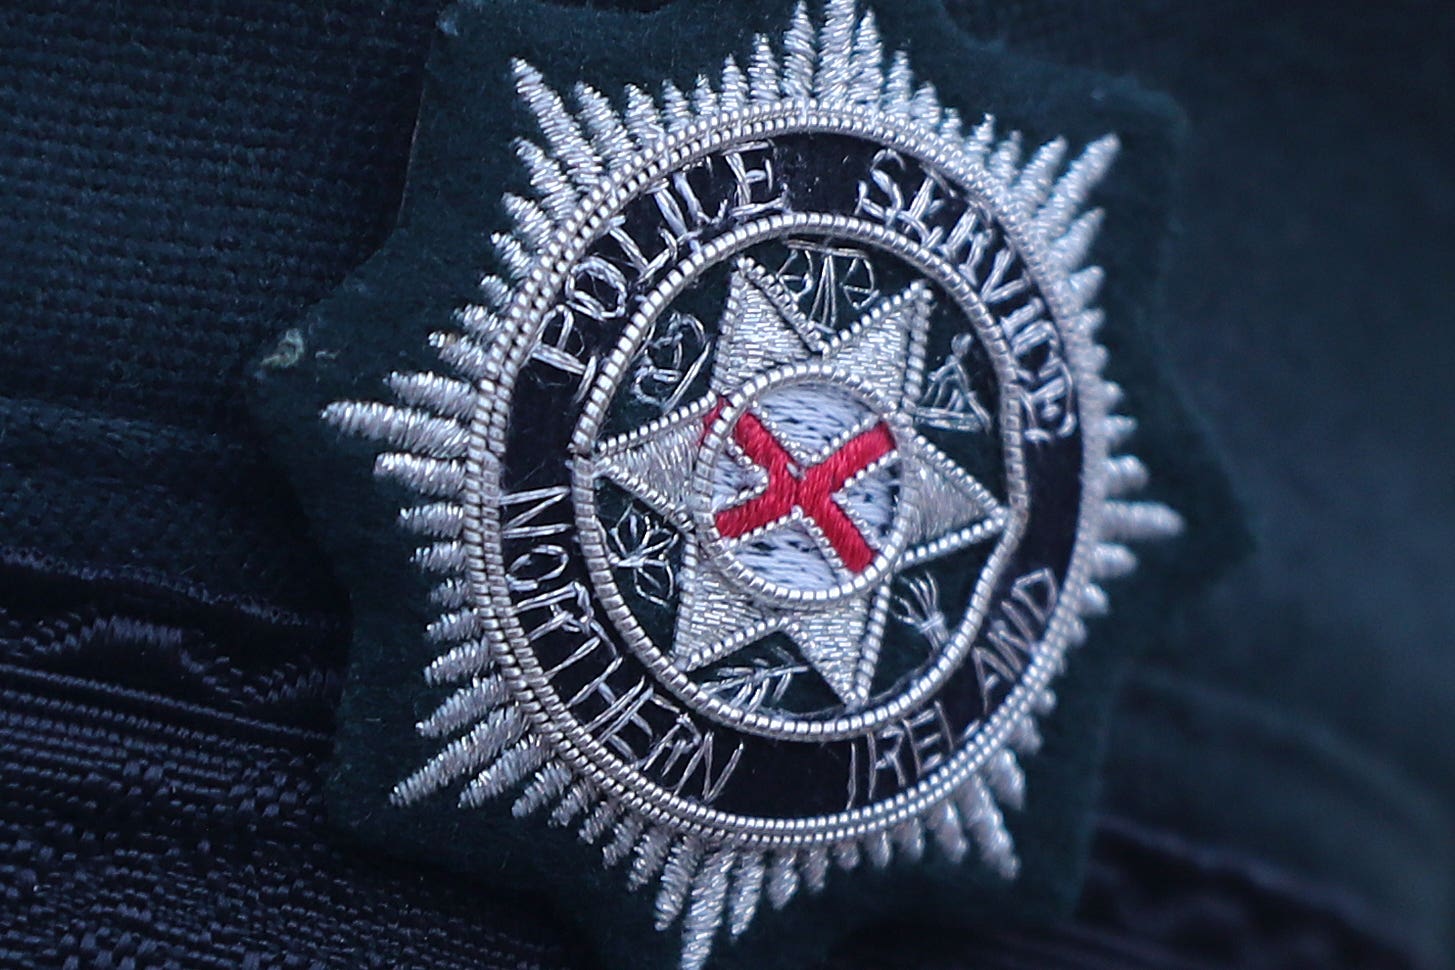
(320, 1), (1180, 966)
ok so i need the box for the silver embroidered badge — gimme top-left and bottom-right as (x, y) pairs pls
(322, 2), (1180, 966)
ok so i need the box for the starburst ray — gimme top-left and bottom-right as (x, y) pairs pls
(399, 502), (466, 540)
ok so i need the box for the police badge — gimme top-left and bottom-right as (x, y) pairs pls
(254, 1), (1183, 967)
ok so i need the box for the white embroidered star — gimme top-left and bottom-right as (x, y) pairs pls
(595, 257), (1006, 708)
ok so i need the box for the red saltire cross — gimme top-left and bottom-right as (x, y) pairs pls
(706, 399), (896, 573)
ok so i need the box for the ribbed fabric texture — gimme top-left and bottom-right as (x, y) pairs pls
(0, 665), (576, 970)
(0, 646), (1412, 968)
(0, 0), (439, 613)
(0, 1), (434, 430)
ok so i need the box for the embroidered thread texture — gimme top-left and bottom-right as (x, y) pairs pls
(323, 2), (1181, 967)
(713, 405), (894, 570)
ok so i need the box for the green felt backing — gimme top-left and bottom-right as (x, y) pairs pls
(249, 1), (1245, 967)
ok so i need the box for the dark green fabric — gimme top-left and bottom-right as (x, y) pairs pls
(250, 1), (1245, 967)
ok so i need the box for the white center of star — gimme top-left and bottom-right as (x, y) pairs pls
(695, 370), (909, 600)
(595, 256), (1007, 708)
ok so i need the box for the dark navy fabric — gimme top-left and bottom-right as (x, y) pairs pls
(0, 0), (438, 613)
(0, 650), (1415, 968)
(1, 0), (1450, 967)
(942, 3), (1455, 960)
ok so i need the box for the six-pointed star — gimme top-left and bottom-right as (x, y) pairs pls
(596, 257), (1006, 708)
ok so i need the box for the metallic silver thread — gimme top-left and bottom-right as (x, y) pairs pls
(318, 2), (1184, 966)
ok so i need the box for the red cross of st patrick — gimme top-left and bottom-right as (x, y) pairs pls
(707, 401), (896, 573)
